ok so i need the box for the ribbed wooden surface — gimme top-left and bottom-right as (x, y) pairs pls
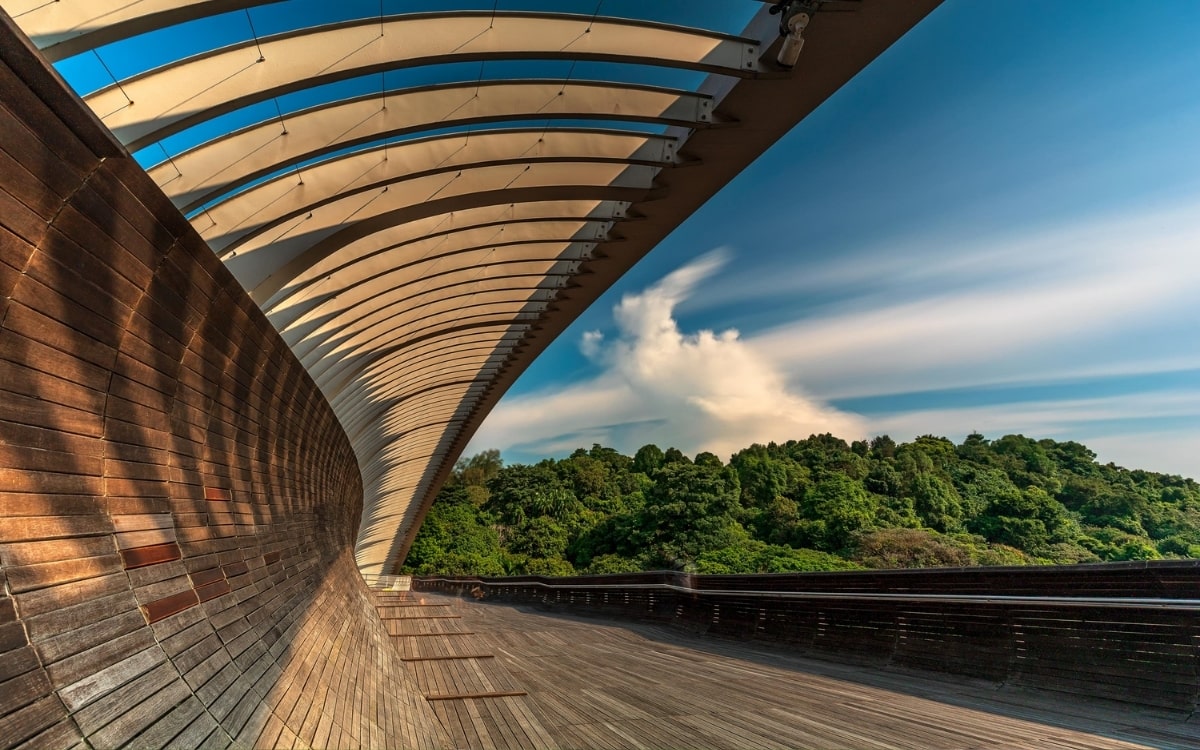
(400, 593), (1198, 750)
(0, 20), (445, 749)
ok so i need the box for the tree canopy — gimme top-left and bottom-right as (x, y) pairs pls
(400, 434), (1200, 576)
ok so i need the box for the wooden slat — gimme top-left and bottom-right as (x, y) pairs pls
(120, 542), (182, 569)
(401, 654), (495, 662)
(424, 691), (528, 701)
(409, 590), (1197, 750)
(142, 588), (199, 623)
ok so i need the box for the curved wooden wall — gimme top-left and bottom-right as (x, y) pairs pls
(0, 21), (444, 750)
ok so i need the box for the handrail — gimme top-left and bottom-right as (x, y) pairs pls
(415, 568), (1200, 714)
(418, 576), (1200, 611)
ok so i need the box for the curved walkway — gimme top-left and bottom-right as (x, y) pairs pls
(380, 593), (1198, 750)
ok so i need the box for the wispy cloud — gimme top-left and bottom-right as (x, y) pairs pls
(748, 201), (1200, 398)
(468, 250), (866, 459)
(470, 201), (1199, 476)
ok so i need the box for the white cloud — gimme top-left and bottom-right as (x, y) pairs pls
(865, 390), (1200, 439)
(750, 201), (1200, 399)
(469, 201), (1200, 476)
(579, 330), (605, 360)
(467, 250), (866, 459)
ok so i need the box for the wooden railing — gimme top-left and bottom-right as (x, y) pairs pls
(416, 561), (1200, 713)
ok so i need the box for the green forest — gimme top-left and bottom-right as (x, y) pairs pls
(400, 434), (1200, 576)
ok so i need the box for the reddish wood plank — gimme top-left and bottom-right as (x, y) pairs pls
(203, 487), (231, 502)
(143, 589), (200, 624)
(121, 543), (183, 570)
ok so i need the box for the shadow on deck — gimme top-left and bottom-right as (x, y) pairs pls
(377, 591), (1198, 750)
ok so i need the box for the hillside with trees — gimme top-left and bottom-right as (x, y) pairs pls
(400, 434), (1200, 576)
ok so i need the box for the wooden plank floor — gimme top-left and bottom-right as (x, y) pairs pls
(378, 593), (1199, 750)
(375, 593), (559, 749)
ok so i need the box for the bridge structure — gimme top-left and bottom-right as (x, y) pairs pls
(0, 0), (943, 583)
(1, 1), (1196, 749)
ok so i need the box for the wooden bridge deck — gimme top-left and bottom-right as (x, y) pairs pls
(376, 593), (1198, 750)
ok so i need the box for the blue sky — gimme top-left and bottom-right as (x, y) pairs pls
(467, 1), (1200, 478)
(47, 1), (1200, 478)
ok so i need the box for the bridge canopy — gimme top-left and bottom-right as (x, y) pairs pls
(5, 0), (941, 579)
